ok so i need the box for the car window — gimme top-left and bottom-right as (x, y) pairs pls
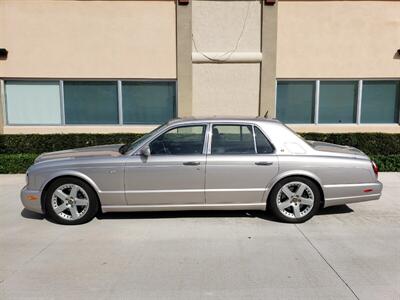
(254, 127), (274, 154)
(149, 125), (206, 155)
(211, 125), (255, 154)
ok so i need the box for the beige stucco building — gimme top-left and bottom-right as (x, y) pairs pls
(0, 0), (399, 134)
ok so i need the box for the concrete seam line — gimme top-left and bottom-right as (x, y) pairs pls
(294, 224), (360, 300)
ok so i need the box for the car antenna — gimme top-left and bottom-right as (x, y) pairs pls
(264, 110), (269, 118)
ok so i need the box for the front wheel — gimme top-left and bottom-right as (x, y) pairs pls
(268, 177), (321, 223)
(44, 177), (99, 225)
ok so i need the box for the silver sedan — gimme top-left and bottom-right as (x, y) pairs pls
(21, 117), (382, 225)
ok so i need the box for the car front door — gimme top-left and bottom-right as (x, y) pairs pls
(205, 123), (279, 205)
(124, 124), (208, 206)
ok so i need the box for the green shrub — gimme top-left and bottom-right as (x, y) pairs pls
(300, 133), (400, 156)
(0, 133), (400, 173)
(0, 134), (144, 154)
(370, 155), (400, 172)
(0, 153), (38, 174)
(1, 133), (399, 156)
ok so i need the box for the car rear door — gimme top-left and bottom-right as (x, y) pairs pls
(205, 123), (279, 204)
(124, 124), (208, 206)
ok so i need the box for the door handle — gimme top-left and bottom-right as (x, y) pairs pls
(183, 161), (201, 166)
(255, 161), (273, 166)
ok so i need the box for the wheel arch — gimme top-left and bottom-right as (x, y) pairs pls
(40, 172), (101, 214)
(264, 171), (325, 209)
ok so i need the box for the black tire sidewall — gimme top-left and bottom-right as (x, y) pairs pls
(44, 177), (99, 225)
(269, 176), (321, 223)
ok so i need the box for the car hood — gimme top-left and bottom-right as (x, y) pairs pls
(34, 144), (124, 163)
(307, 140), (368, 158)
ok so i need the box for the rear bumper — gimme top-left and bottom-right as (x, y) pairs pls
(20, 186), (43, 214)
(323, 181), (383, 207)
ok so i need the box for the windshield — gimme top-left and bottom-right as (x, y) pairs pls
(123, 123), (167, 154)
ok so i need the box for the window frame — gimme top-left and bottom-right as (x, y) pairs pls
(207, 123), (276, 156)
(276, 80), (316, 124)
(3, 78), (177, 126)
(276, 79), (400, 125)
(4, 79), (63, 126)
(137, 123), (210, 156)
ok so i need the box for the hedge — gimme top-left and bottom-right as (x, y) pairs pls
(0, 153), (38, 174)
(300, 133), (400, 156)
(0, 134), (144, 155)
(1, 133), (399, 156)
(0, 133), (400, 173)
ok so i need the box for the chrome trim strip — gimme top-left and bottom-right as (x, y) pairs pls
(100, 188), (267, 194)
(323, 183), (381, 188)
(102, 202), (266, 213)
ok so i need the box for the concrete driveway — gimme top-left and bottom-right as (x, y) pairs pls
(0, 174), (399, 300)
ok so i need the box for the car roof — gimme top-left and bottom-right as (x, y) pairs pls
(167, 116), (282, 125)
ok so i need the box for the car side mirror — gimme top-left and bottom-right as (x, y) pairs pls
(140, 146), (151, 157)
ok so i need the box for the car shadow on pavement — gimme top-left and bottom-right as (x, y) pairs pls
(317, 205), (354, 215)
(20, 205), (353, 223)
(96, 205), (353, 222)
(21, 208), (44, 220)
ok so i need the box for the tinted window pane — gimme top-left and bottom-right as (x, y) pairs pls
(150, 125), (205, 155)
(319, 81), (358, 123)
(361, 81), (399, 123)
(254, 127), (274, 154)
(276, 81), (315, 124)
(64, 81), (118, 124)
(5, 81), (61, 124)
(123, 81), (176, 124)
(211, 125), (255, 154)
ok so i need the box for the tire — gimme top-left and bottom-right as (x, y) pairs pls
(268, 176), (321, 223)
(44, 177), (99, 225)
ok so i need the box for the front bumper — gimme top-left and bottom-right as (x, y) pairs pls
(20, 186), (43, 214)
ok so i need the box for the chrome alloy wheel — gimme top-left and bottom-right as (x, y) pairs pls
(276, 181), (315, 219)
(51, 184), (90, 221)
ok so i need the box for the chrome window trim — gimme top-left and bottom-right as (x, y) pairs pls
(207, 122), (276, 156)
(133, 122), (209, 156)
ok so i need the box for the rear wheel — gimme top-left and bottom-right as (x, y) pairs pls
(269, 177), (320, 223)
(44, 177), (99, 225)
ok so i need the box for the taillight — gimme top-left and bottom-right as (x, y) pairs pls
(371, 161), (379, 177)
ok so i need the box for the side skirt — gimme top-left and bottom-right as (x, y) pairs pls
(101, 203), (266, 213)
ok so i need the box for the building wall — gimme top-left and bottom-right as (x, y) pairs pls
(0, 0), (176, 79)
(277, 1), (400, 78)
(192, 0), (262, 117)
(277, 0), (400, 133)
(0, 0), (176, 134)
(0, 0), (399, 134)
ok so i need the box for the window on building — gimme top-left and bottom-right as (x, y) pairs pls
(276, 81), (315, 124)
(149, 125), (206, 155)
(122, 81), (175, 124)
(211, 124), (255, 154)
(361, 81), (399, 123)
(64, 81), (119, 124)
(5, 81), (61, 125)
(319, 81), (358, 123)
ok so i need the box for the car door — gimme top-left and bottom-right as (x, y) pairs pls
(124, 124), (208, 205)
(205, 123), (279, 204)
